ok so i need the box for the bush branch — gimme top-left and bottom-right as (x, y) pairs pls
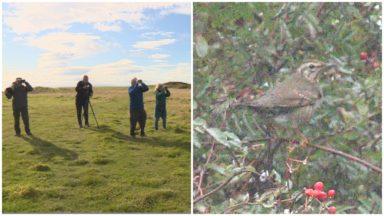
(197, 140), (215, 196)
(193, 171), (246, 204)
(308, 143), (381, 173)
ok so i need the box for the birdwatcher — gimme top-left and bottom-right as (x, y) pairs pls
(129, 77), (149, 137)
(75, 75), (93, 128)
(5, 77), (33, 136)
(154, 84), (171, 130)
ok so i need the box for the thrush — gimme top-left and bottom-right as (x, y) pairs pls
(238, 60), (337, 146)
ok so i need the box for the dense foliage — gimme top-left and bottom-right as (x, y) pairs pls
(193, 2), (381, 214)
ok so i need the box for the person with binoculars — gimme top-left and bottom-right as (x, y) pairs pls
(5, 77), (33, 136)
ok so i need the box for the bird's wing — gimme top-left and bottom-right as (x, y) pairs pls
(247, 77), (321, 108)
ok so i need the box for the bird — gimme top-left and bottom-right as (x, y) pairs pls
(237, 60), (337, 147)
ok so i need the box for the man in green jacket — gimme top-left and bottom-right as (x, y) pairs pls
(154, 84), (170, 130)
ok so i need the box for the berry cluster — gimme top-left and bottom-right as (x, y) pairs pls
(360, 51), (380, 69)
(304, 181), (336, 214)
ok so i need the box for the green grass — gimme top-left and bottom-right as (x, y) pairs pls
(2, 86), (191, 213)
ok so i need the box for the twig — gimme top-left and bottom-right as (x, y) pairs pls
(197, 141), (216, 196)
(289, 190), (304, 212)
(227, 148), (241, 167)
(311, 125), (356, 144)
(308, 143), (381, 173)
(316, 2), (326, 19)
(225, 186), (288, 213)
(194, 171), (247, 204)
(242, 137), (272, 144)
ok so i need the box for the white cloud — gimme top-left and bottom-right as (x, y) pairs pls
(149, 54), (170, 60)
(165, 62), (191, 83)
(4, 3), (191, 34)
(142, 31), (174, 39)
(94, 22), (122, 32)
(160, 3), (191, 16)
(84, 60), (190, 85)
(2, 2), (191, 87)
(27, 32), (105, 71)
(85, 60), (143, 85)
(3, 59), (190, 87)
(133, 38), (176, 50)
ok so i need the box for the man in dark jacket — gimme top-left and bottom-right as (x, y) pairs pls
(75, 75), (93, 128)
(6, 77), (33, 136)
(154, 84), (171, 130)
(129, 78), (149, 137)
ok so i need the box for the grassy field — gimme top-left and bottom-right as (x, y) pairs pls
(2, 86), (191, 213)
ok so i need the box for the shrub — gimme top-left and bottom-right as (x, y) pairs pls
(193, 2), (381, 214)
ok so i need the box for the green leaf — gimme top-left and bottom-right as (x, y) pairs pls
(356, 100), (369, 116)
(205, 128), (242, 148)
(271, 169), (282, 183)
(195, 35), (209, 58)
(194, 117), (207, 127)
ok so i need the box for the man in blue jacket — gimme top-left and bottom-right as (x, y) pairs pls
(129, 78), (149, 137)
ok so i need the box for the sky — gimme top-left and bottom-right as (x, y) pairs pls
(2, 2), (191, 87)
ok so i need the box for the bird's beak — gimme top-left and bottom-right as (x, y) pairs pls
(323, 63), (345, 75)
(321, 63), (337, 73)
(322, 63), (352, 81)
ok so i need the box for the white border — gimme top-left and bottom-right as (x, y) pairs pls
(1, 0), (383, 215)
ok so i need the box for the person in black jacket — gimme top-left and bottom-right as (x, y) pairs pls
(75, 75), (93, 128)
(6, 77), (33, 136)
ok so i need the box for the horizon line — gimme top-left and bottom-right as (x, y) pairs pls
(33, 84), (191, 88)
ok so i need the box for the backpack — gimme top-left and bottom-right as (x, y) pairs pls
(5, 87), (13, 99)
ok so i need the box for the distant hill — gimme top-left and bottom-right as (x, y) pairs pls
(162, 82), (190, 89)
(30, 86), (62, 94)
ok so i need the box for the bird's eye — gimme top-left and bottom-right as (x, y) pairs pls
(309, 64), (315, 69)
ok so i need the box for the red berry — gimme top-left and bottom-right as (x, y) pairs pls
(311, 189), (320, 197)
(314, 181), (324, 191)
(316, 190), (327, 201)
(305, 188), (314, 197)
(372, 62), (380, 69)
(328, 189), (336, 198)
(328, 206), (337, 214)
(360, 52), (368, 60)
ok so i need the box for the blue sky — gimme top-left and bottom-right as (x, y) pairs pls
(2, 2), (191, 87)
